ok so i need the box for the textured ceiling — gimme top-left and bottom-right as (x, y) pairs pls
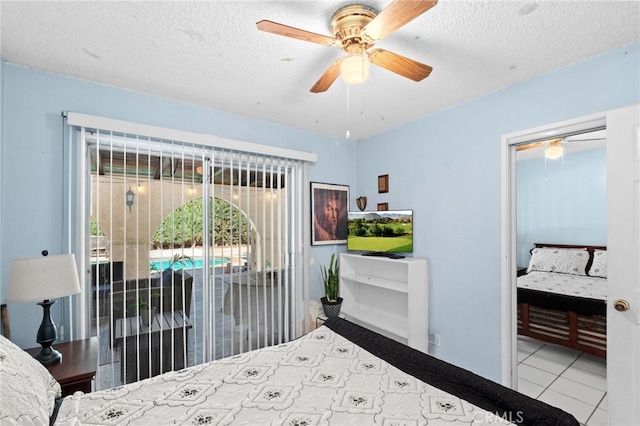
(1, 1), (638, 141)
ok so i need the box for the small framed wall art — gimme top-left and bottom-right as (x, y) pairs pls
(378, 174), (389, 193)
(377, 202), (389, 211)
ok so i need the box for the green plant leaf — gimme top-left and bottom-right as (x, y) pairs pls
(321, 253), (340, 302)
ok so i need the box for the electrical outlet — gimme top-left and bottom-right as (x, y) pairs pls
(429, 332), (441, 347)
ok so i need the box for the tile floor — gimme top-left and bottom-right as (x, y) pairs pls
(517, 337), (607, 425)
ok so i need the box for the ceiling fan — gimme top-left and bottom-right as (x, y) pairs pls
(256, 0), (438, 93)
(517, 133), (606, 159)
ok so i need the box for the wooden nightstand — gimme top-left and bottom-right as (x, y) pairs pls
(26, 337), (98, 396)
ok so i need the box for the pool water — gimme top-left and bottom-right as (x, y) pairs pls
(150, 257), (230, 271)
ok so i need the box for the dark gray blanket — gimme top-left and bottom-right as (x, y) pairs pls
(324, 316), (579, 426)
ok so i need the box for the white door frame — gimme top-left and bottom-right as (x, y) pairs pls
(499, 111), (607, 387)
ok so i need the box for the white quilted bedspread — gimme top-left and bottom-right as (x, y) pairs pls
(55, 326), (512, 425)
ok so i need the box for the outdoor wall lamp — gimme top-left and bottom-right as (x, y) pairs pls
(126, 187), (135, 212)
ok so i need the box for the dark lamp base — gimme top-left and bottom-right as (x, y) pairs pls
(36, 346), (62, 366)
(35, 299), (62, 366)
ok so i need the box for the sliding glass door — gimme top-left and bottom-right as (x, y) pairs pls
(67, 123), (307, 390)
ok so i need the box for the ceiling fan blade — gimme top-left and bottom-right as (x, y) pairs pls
(256, 20), (336, 46)
(516, 142), (545, 152)
(516, 138), (563, 152)
(562, 138), (606, 143)
(310, 58), (344, 93)
(368, 48), (432, 81)
(362, 0), (438, 42)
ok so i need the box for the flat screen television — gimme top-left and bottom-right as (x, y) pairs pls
(347, 210), (413, 256)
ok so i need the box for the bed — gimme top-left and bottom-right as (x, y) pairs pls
(0, 317), (578, 425)
(517, 243), (607, 358)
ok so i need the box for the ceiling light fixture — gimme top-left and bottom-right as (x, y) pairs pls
(341, 53), (370, 84)
(545, 144), (564, 159)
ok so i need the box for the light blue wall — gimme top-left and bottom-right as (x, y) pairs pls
(356, 41), (639, 380)
(0, 64), (355, 348)
(1, 41), (638, 381)
(516, 148), (607, 267)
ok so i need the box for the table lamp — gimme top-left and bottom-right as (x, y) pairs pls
(7, 253), (81, 366)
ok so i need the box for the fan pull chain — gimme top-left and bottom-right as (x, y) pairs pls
(543, 150), (564, 182)
(361, 55), (366, 121)
(346, 84), (351, 139)
(361, 80), (365, 121)
(544, 156), (548, 183)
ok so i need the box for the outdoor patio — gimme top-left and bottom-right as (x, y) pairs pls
(93, 264), (285, 390)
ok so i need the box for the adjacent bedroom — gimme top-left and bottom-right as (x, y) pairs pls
(515, 129), (607, 421)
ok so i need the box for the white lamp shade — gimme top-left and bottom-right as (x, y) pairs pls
(7, 254), (81, 302)
(341, 54), (370, 84)
(545, 145), (564, 159)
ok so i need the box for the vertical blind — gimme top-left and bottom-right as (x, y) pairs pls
(65, 114), (311, 389)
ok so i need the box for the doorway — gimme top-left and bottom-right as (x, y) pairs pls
(513, 129), (607, 424)
(501, 104), (640, 425)
(501, 113), (606, 370)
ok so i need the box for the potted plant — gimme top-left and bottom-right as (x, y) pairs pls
(129, 299), (156, 325)
(160, 254), (194, 286)
(320, 253), (342, 317)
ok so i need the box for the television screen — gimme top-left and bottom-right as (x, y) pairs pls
(347, 210), (413, 254)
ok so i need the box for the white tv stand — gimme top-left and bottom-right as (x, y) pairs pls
(339, 253), (428, 353)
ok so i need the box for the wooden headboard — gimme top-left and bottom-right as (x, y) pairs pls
(533, 243), (607, 275)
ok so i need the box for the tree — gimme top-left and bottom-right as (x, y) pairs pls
(90, 218), (105, 236)
(151, 197), (249, 248)
(348, 218), (367, 237)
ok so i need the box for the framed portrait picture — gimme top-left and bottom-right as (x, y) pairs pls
(311, 182), (349, 245)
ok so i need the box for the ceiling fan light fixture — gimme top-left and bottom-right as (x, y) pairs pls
(545, 145), (564, 159)
(341, 54), (370, 84)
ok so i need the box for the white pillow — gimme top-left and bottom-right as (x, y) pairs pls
(589, 249), (608, 278)
(527, 247), (589, 275)
(0, 333), (61, 425)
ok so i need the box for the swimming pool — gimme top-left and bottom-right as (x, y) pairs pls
(150, 257), (230, 271)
